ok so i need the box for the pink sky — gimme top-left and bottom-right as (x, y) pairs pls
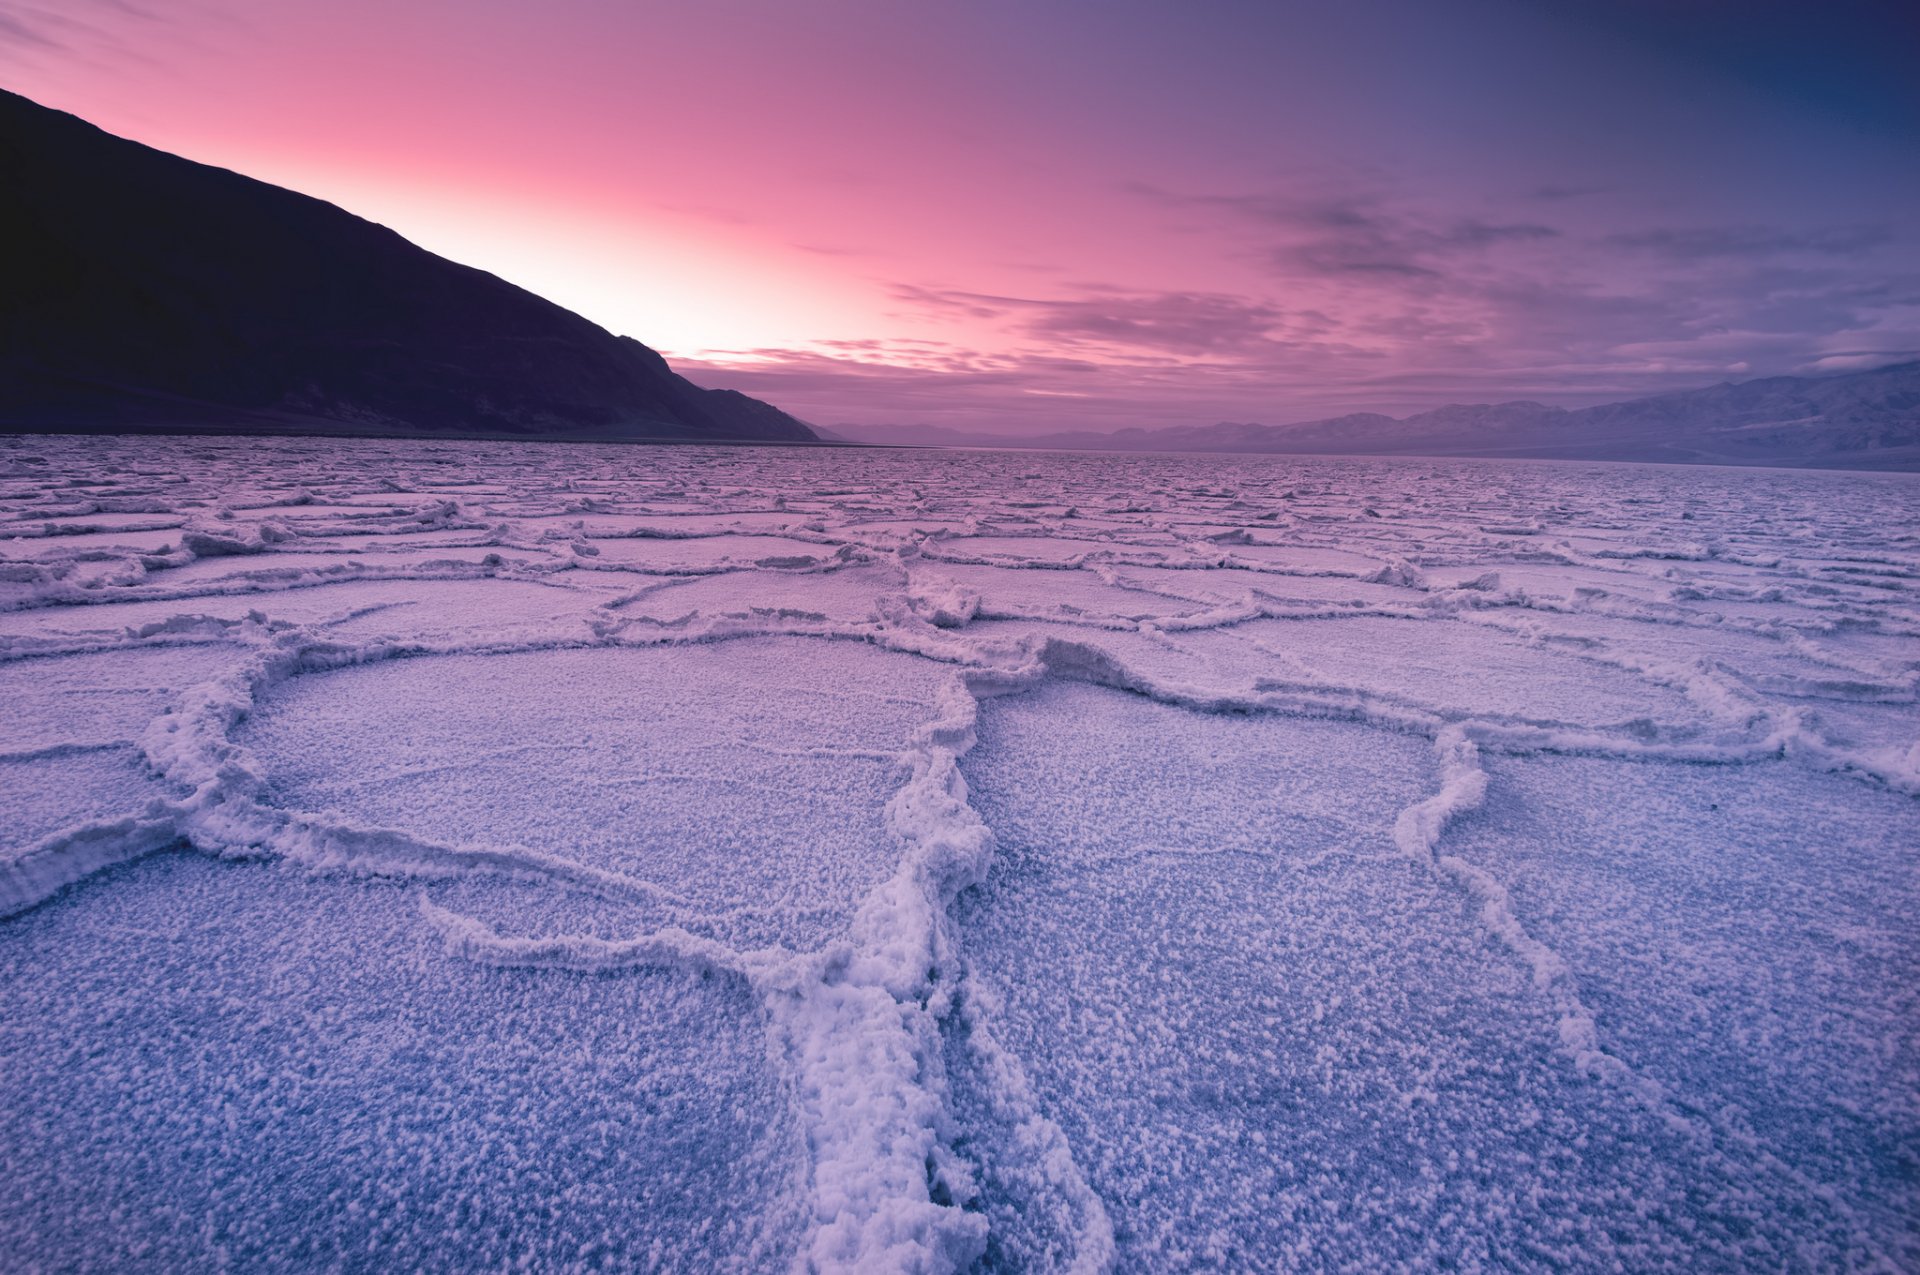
(4, 0), (1917, 433)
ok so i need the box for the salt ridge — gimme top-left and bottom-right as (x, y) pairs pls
(1, 434), (1914, 1270)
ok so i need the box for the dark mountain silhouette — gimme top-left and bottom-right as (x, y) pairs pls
(0, 89), (816, 443)
(830, 361), (1920, 469)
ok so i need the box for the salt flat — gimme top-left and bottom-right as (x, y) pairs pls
(1, 433), (1915, 1272)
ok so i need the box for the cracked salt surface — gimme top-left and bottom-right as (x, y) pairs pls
(1, 433), (1915, 1272)
(239, 640), (949, 951)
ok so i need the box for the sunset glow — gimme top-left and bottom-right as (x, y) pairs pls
(5, 0), (1916, 431)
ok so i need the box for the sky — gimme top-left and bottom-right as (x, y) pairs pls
(4, 0), (1918, 434)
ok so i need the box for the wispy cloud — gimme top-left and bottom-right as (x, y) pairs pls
(0, 7), (67, 52)
(890, 284), (1297, 357)
(675, 175), (1920, 432)
(1132, 183), (1562, 282)
(1604, 224), (1892, 259)
(0, 0), (222, 76)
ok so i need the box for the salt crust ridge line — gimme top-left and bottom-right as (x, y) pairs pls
(1, 601), (1903, 1269)
(0, 607), (1112, 1271)
(1392, 726), (1670, 1103)
(11, 509), (1916, 795)
(2, 562), (1908, 924)
(19, 501), (1913, 642)
(424, 637), (1116, 1273)
(5, 456), (1917, 1270)
(1391, 729), (1892, 1264)
(3, 562), (1911, 790)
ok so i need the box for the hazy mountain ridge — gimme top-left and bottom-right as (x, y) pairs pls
(0, 90), (816, 443)
(830, 361), (1920, 469)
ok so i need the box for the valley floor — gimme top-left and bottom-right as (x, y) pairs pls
(1, 434), (1914, 1271)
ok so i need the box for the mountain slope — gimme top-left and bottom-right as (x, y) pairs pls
(0, 90), (816, 443)
(831, 362), (1920, 468)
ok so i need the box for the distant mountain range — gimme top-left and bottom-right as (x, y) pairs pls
(823, 361), (1920, 469)
(5, 88), (1915, 467)
(0, 90), (816, 443)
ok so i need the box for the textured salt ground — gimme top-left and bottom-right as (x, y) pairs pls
(0, 644), (244, 750)
(15, 512), (187, 531)
(562, 511), (811, 535)
(0, 578), (601, 641)
(250, 502), (403, 518)
(1814, 629), (1920, 667)
(1441, 562), (1684, 606)
(1110, 563), (1425, 608)
(922, 562), (1222, 622)
(582, 533), (840, 569)
(303, 526), (501, 548)
(1476, 609), (1866, 677)
(151, 547), (553, 585)
(836, 517), (979, 539)
(962, 616), (1709, 733)
(7, 527), (183, 554)
(1, 434), (1916, 1272)
(238, 637), (949, 951)
(610, 563), (904, 625)
(1804, 700), (1920, 754)
(1444, 755), (1920, 1264)
(0, 748), (163, 852)
(924, 534), (1161, 564)
(0, 853), (806, 1274)
(949, 683), (1847, 1271)
(1232, 615), (1707, 726)
(285, 578), (614, 640)
(1211, 542), (1397, 573)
